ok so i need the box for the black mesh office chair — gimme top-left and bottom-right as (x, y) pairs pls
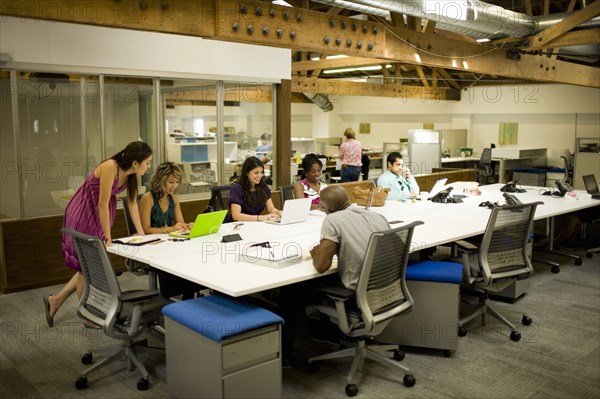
(477, 148), (494, 185)
(207, 185), (232, 212)
(280, 185), (295, 204)
(455, 201), (542, 341)
(306, 221), (423, 397)
(62, 228), (170, 391)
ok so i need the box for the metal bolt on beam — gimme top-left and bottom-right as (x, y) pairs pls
(357, 41), (363, 49)
(346, 39), (353, 47)
(255, 6), (263, 16)
(160, 1), (168, 11)
(270, 9), (276, 17)
(139, 1), (147, 10)
(352, 23), (358, 31)
(240, 4), (248, 14)
(362, 25), (368, 33)
(335, 38), (342, 46)
(283, 11), (290, 20)
(323, 36), (330, 44)
(232, 22), (240, 32)
(296, 13), (303, 22)
(329, 19), (336, 28)
(367, 42), (374, 51)
(276, 28), (284, 38)
(290, 31), (296, 40)
(341, 21), (347, 29)
(373, 27), (379, 34)
(262, 27), (269, 36)
(247, 25), (254, 34)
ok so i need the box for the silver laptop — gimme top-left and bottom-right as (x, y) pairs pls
(266, 197), (312, 225)
(429, 178), (449, 197)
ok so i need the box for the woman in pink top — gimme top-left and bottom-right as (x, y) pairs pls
(339, 127), (362, 182)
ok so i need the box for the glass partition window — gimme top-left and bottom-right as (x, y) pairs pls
(224, 82), (274, 186)
(1, 71), (159, 219)
(162, 79), (219, 195)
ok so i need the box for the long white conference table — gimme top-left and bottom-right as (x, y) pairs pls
(108, 184), (599, 297)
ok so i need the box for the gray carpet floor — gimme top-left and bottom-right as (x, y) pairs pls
(1, 247), (598, 399)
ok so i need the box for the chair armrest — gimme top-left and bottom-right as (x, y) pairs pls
(318, 285), (355, 301)
(119, 290), (160, 303)
(454, 239), (479, 253)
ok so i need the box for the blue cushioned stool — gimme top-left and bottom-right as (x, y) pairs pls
(162, 295), (284, 399)
(377, 260), (463, 354)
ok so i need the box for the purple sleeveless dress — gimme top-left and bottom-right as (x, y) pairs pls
(62, 169), (128, 271)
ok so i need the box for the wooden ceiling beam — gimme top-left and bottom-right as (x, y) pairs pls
(291, 76), (459, 101)
(523, 28), (600, 50)
(384, 26), (600, 88)
(531, 0), (600, 48)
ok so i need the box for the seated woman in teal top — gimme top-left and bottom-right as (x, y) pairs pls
(140, 162), (200, 298)
(377, 151), (420, 201)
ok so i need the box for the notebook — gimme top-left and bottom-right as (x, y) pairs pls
(582, 174), (600, 199)
(266, 197), (312, 225)
(429, 178), (449, 197)
(168, 210), (228, 239)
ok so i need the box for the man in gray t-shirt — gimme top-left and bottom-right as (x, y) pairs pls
(310, 186), (390, 290)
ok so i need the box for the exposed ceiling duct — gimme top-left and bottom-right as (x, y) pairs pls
(303, 92), (334, 112)
(312, 0), (600, 63)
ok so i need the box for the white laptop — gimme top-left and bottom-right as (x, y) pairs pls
(266, 197), (311, 225)
(429, 178), (449, 197)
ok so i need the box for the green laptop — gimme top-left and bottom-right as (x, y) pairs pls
(168, 210), (228, 239)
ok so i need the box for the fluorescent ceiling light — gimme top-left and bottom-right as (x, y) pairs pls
(351, 78), (367, 83)
(310, 54), (349, 61)
(323, 65), (382, 74)
(462, 61), (469, 69)
(476, 38), (491, 43)
(414, 54), (422, 63)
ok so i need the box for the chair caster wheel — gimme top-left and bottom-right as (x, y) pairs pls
(587, 252), (593, 258)
(522, 315), (532, 326)
(443, 350), (453, 357)
(510, 331), (521, 341)
(575, 257), (582, 266)
(393, 349), (405, 361)
(345, 383), (358, 397)
(307, 362), (319, 374)
(75, 377), (88, 390)
(137, 378), (149, 391)
(403, 374), (416, 387)
(551, 265), (560, 274)
(81, 353), (93, 365)
(458, 326), (468, 337)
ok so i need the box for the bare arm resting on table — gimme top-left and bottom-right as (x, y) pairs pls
(310, 239), (338, 273)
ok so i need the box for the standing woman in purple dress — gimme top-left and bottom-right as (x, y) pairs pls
(228, 156), (281, 222)
(43, 141), (153, 327)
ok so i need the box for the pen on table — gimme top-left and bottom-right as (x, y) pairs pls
(150, 239), (165, 245)
(234, 223), (243, 231)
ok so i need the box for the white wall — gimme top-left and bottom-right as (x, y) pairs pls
(290, 85), (600, 157)
(0, 16), (290, 82)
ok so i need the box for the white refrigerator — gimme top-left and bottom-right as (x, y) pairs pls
(408, 129), (442, 174)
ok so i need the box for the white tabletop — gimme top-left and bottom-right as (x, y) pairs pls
(108, 184), (598, 297)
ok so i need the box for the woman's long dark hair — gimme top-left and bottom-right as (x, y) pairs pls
(301, 153), (323, 179)
(239, 156), (267, 207)
(109, 141), (153, 202)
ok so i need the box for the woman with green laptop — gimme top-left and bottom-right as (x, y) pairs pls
(139, 161), (202, 299)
